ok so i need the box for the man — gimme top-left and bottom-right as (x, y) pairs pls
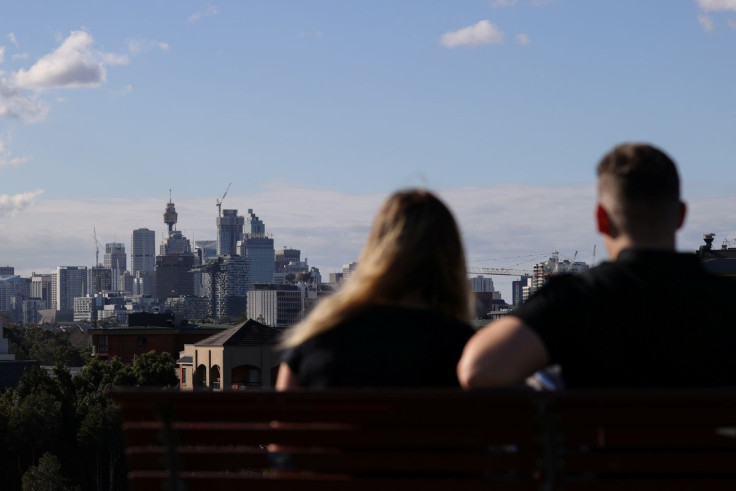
(458, 143), (736, 389)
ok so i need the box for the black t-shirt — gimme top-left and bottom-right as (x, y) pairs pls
(513, 249), (736, 388)
(281, 305), (475, 388)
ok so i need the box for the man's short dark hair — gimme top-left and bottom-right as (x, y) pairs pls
(597, 143), (681, 240)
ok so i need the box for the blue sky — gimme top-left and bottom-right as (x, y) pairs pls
(2, 1), (736, 298)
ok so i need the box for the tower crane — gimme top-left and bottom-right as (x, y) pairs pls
(216, 182), (231, 217)
(592, 244), (596, 267)
(93, 227), (100, 267)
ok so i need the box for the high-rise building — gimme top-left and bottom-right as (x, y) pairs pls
(238, 236), (275, 287)
(104, 243), (127, 271)
(245, 209), (265, 236)
(165, 296), (209, 321)
(131, 228), (155, 273)
(0, 274), (22, 313)
(247, 284), (303, 327)
(217, 209), (244, 256)
(31, 273), (56, 309)
(155, 198), (195, 302)
(104, 243), (126, 290)
(56, 266), (88, 312)
(512, 275), (532, 306)
(0, 266), (14, 275)
(275, 248), (301, 273)
(342, 262), (358, 280)
(200, 255), (249, 319)
(155, 255), (195, 300)
(160, 231), (192, 255)
(194, 240), (218, 264)
(470, 275), (495, 293)
(88, 266), (113, 294)
(525, 252), (589, 298)
(133, 270), (156, 296)
(22, 299), (46, 325)
(0, 317), (15, 361)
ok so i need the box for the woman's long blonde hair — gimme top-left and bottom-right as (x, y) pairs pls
(281, 189), (472, 348)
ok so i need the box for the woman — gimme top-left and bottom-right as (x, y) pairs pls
(276, 189), (475, 389)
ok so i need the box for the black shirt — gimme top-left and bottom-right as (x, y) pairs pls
(282, 305), (475, 388)
(513, 249), (736, 388)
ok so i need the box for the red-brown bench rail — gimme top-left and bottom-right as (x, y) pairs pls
(109, 389), (736, 491)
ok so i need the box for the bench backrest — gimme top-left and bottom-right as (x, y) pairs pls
(110, 389), (736, 491)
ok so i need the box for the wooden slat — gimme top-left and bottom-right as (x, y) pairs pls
(121, 422), (537, 448)
(127, 472), (541, 491)
(126, 446), (535, 473)
(110, 388), (736, 490)
(561, 450), (736, 473)
(560, 425), (736, 448)
(557, 478), (736, 491)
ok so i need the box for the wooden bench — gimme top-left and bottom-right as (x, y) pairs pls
(110, 389), (736, 490)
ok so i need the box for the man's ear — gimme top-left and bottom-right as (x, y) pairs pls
(677, 201), (687, 230)
(596, 203), (611, 235)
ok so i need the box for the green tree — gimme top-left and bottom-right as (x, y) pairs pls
(132, 351), (179, 387)
(8, 391), (63, 475)
(5, 325), (89, 366)
(21, 453), (70, 491)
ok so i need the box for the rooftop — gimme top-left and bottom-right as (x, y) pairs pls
(194, 318), (282, 347)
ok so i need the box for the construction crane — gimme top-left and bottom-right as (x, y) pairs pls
(592, 244), (596, 267)
(216, 182), (231, 217)
(93, 226), (100, 267)
(467, 267), (532, 277)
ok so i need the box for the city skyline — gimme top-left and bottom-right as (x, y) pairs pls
(2, 1), (736, 298)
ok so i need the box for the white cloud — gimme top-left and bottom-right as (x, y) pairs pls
(14, 30), (128, 90)
(127, 38), (170, 54)
(0, 46), (5, 64)
(297, 31), (324, 39)
(491, 0), (517, 7)
(12, 53), (28, 61)
(0, 190), (43, 216)
(0, 74), (49, 122)
(698, 0), (736, 12)
(515, 33), (531, 45)
(114, 84), (133, 98)
(7, 33), (19, 48)
(699, 14), (715, 31)
(3, 182), (736, 300)
(440, 20), (505, 48)
(0, 132), (31, 168)
(189, 5), (220, 23)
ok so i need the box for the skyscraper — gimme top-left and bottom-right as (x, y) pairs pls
(238, 209), (274, 287)
(275, 248), (301, 273)
(104, 242), (127, 271)
(31, 273), (56, 309)
(470, 275), (495, 293)
(239, 236), (275, 287)
(155, 197), (195, 301)
(131, 229), (155, 273)
(217, 209), (244, 256)
(88, 266), (113, 294)
(246, 209), (265, 236)
(0, 274), (22, 314)
(200, 255), (249, 319)
(155, 254), (195, 300)
(56, 266), (88, 311)
(104, 242), (126, 291)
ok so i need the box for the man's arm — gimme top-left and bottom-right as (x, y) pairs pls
(457, 315), (550, 389)
(275, 362), (301, 390)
